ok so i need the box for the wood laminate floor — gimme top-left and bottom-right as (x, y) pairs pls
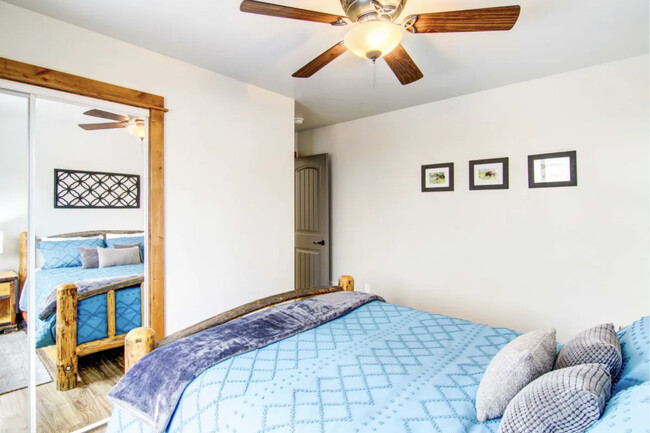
(0, 345), (123, 433)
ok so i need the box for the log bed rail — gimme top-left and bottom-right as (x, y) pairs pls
(19, 230), (146, 390)
(124, 275), (355, 372)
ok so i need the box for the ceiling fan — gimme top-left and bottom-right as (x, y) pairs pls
(78, 109), (146, 140)
(240, 0), (521, 85)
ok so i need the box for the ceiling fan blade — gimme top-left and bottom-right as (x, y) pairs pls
(78, 122), (127, 131)
(293, 42), (347, 78)
(383, 44), (423, 85)
(240, 0), (347, 25)
(83, 109), (130, 122)
(406, 5), (520, 33)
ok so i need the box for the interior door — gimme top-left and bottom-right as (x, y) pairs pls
(295, 153), (330, 289)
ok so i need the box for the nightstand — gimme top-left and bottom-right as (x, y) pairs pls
(0, 270), (18, 332)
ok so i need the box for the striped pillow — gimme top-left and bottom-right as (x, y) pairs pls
(499, 363), (611, 433)
(556, 323), (622, 379)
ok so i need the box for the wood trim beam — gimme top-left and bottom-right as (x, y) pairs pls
(148, 109), (165, 339)
(0, 57), (167, 111)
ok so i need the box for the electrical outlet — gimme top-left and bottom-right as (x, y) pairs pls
(364, 283), (371, 293)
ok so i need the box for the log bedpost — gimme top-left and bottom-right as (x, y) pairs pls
(124, 327), (156, 372)
(339, 275), (354, 291)
(19, 232), (27, 298)
(56, 284), (78, 391)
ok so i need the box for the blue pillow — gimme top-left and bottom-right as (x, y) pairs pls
(613, 316), (649, 394)
(106, 236), (145, 260)
(37, 238), (105, 269)
(587, 382), (650, 432)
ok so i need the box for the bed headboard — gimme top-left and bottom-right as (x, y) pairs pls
(18, 230), (144, 294)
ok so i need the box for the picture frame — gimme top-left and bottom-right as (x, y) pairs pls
(528, 151), (577, 188)
(421, 162), (454, 192)
(469, 157), (509, 190)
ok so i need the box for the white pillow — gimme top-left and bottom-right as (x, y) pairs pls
(105, 232), (144, 239)
(41, 235), (103, 241)
(97, 246), (142, 268)
(476, 329), (557, 421)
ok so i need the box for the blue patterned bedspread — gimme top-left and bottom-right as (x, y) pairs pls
(108, 301), (518, 433)
(34, 265), (143, 348)
(107, 301), (642, 433)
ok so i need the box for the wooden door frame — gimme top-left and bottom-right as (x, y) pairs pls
(0, 57), (166, 338)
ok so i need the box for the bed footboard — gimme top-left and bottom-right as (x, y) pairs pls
(55, 280), (145, 390)
(124, 275), (355, 373)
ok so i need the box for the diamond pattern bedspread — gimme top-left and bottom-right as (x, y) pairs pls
(108, 301), (519, 433)
(35, 265), (143, 348)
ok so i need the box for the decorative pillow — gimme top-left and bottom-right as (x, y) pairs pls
(78, 247), (100, 269)
(114, 243), (143, 262)
(498, 363), (612, 433)
(97, 246), (142, 268)
(106, 235), (145, 259)
(613, 316), (649, 394)
(556, 323), (622, 379)
(476, 329), (556, 421)
(587, 382), (650, 432)
(37, 238), (105, 269)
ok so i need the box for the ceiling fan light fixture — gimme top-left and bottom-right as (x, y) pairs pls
(127, 119), (146, 141)
(344, 20), (403, 61)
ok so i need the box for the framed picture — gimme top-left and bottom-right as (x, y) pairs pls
(421, 162), (454, 192)
(528, 151), (577, 188)
(469, 157), (509, 190)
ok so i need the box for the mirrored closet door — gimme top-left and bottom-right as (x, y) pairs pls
(31, 95), (149, 433)
(28, 98), (148, 432)
(0, 76), (151, 432)
(0, 88), (30, 432)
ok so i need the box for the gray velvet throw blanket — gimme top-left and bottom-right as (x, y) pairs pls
(108, 291), (384, 433)
(38, 274), (142, 320)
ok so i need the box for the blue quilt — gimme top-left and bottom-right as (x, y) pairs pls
(34, 265), (143, 348)
(107, 301), (517, 433)
(106, 301), (647, 433)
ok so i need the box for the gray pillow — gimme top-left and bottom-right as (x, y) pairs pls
(114, 242), (143, 261)
(556, 323), (622, 379)
(499, 363), (611, 433)
(78, 247), (99, 269)
(97, 246), (141, 268)
(476, 329), (556, 421)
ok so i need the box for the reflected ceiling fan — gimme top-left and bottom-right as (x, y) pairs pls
(78, 109), (146, 140)
(240, 0), (521, 85)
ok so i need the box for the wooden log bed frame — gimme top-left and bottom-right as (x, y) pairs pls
(19, 230), (146, 391)
(123, 275), (355, 372)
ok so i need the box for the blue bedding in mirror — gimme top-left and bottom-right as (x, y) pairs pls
(24, 264), (144, 348)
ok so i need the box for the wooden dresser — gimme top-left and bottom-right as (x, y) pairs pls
(0, 270), (18, 332)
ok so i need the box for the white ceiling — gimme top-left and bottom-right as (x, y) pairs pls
(6, 0), (648, 131)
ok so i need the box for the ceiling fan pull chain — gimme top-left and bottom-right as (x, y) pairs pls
(373, 60), (377, 89)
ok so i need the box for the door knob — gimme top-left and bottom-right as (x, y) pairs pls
(313, 240), (326, 246)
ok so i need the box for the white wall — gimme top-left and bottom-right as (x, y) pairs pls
(34, 98), (145, 237)
(0, 92), (28, 273)
(0, 1), (295, 335)
(299, 55), (650, 342)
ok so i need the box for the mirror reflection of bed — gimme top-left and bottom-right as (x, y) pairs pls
(28, 97), (148, 433)
(0, 89), (29, 432)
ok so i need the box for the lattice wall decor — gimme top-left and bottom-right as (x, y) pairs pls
(54, 169), (140, 208)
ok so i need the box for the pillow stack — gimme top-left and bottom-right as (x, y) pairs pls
(36, 232), (144, 270)
(476, 323), (623, 433)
